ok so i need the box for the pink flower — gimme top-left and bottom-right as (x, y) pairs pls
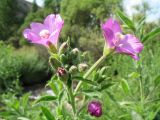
(23, 14), (64, 47)
(101, 18), (143, 60)
(88, 101), (102, 117)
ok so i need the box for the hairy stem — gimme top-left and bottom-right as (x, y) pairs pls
(67, 87), (76, 117)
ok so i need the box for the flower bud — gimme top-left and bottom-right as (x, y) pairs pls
(88, 101), (102, 117)
(71, 48), (79, 55)
(58, 41), (68, 55)
(47, 41), (57, 54)
(57, 67), (68, 82)
(69, 65), (77, 73)
(60, 54), (67, 63)
(57, 67), (66, 77)
(49, 57), (61, 69)
(78, 63), (88, 72)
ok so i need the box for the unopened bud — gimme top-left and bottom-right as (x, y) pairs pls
(60, 54), (67, 63)
(57, 67), (68, 82)
(57, 67), (66, 77)
(58, 41), (68, 55)
(69, 65), (77, 73)
(71, 48), (79, 55)
(49, 57), (61, 69)
(88, 101), (102, 117)
(47, 41), (57, 54)
(78, 63), (88, 72)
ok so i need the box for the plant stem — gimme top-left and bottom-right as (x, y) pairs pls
(139, 79), (143, 104)
(67, 87), (76, 117)
(74, 54), (109, 94)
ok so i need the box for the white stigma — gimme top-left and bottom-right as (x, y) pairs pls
(116, 33), (125, 40)
(39, 29), (50, 39)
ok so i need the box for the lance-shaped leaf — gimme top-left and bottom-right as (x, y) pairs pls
(82, 90), (102, 98)
(35, 95), (57, 103)
(41, 106), (56, 120)
(142, 27), (160, 42)
(121, 79), (130, 94)
(154, 75), (160, 86)
(73, 76), (98, 86)
(98, 83), (114, 91)
(116, 10), (135, 31)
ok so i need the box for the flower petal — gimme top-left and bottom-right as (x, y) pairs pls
(101, 27), (115, 48)
(49, 29), (60, 46)
(102, 18), (122, 34)
(23, 28), (48, 46)
(115, 34), (143, 60)
(30, 22), (47, 34)
(44, 14), (64, 33)
(23, 29), (40, 42)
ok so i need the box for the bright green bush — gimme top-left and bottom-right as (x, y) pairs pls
(0, 42), (22, 90)
(17, 46), (50, 85)
(0, 93), (46, 120)
(0, 42), (50, 90)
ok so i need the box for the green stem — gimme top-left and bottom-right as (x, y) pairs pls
(139, 79), (143, 104)
(67, 87), (76, 117)
(74, 54), (109, 94)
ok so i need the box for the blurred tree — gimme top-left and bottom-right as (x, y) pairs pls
(44, 0), (61, 13)
(0, 0), (18, 40)
(0, 0), (30, 41)
(32, 0), (38, 12)
(60, 0), (122, 58)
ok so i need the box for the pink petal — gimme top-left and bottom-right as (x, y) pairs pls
(30, 22), (47, 34)
(44, 14), (64, 33)
(49, 29), (60, 46)
(101, 26), (115, 48)
(102, 18), (122, 34)
(23, 28), (48, 46)
(23, 29), (40, 42)
(115, 34), (143, 60)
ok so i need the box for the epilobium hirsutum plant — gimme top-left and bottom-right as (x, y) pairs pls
(23, 12), (145, 119)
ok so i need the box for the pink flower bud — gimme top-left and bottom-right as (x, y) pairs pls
(57, 67), (66, 77)
(88, 101), (102, 117)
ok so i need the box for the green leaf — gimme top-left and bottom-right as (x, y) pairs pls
(92, 71), (99, 81)
(35, 95), (57, 103)
(21, 93), (30, 108)
(99, 66), (109, 76)
(17, 117), (30, 120)
(142, 27), (160, 42)
(116, 10), (135, 31)
(46, 76), (59, 95)
(58, 90), (65, 104)
(82, 90), (102, 98)
(136, 16), (146, 30)
(121, 79), (130, 94)
(98, 83), (114, 91)
(41, 106), (56, 120)
(128, 72), (140, 79)
(73, 76), (98, 86)
(154, 75), (160, 86)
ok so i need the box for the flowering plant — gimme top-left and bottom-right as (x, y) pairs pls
(23, 10), (160, 119)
